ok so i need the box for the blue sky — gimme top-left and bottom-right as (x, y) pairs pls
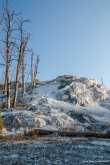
(1, 0), (110, 85)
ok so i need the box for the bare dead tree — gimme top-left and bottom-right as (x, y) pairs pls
(21, 51), (25, 96)
(13, 18), (30, 107)
(34, 55), (40, 83)
(13, 35), (29, 107)
(3, 1), (16, 108)
(31, 51), (34, 86)
(0, 0), (33, 109)
(31, 51), (40, 86)
(19, 18), (30, 97)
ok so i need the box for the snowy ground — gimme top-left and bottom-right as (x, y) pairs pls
(0, 138), (110, 165)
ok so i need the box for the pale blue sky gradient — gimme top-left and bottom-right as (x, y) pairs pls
(1, 0), (110, 85)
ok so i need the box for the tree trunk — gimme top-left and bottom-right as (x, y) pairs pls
(31, 52), (34, 86)
(13, 57), (20, 108)
(7, 66), (10, 109)
(22, 54), (25, 97)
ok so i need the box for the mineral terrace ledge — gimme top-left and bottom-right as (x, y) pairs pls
(0, 128), (110, 141)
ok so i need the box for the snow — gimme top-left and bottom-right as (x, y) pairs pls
(31, 81), (59, 98)
(1, 75), (110, 136)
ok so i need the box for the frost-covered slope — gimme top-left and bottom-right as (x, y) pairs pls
(26, 75), (109, 106)
(2, 75), (110, 135)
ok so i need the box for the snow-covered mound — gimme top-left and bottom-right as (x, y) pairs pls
(1, 75), (110, 135)
(25, 75), (109, 107)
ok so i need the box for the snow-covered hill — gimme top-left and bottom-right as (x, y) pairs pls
(2, 75), (110, 135)
(26, 75), (109, 106)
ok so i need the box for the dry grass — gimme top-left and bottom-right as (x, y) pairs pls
(15, 103), (32, 110)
